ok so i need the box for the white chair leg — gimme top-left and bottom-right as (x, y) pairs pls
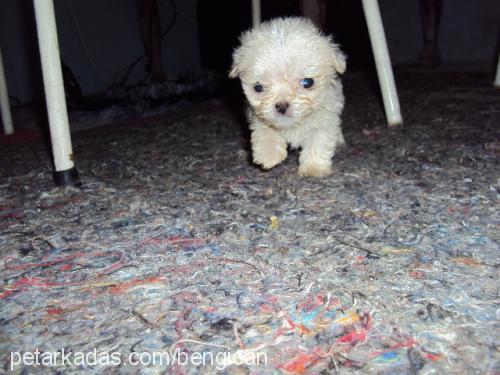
(0, 47), (14, 135)
(252, 0), (261, 27)
(495, 52), (500, 88)
(361, 0), (403, 126)
(33, 0), (80, 185)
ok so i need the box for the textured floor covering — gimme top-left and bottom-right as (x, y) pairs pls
(0, 71), (499, 374)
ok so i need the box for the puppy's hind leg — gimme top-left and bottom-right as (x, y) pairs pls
(250, 121), (288, 170)
(298, 128), (339, 177)
(333, 125), (346, 148)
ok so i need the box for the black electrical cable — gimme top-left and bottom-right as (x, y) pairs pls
(160, 0), (178, 39)
(120, 0), (177, 87)
(8, 96), (21, 106)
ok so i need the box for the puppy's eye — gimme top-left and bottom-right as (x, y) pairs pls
(254, 83), (264, 93)
(300, 78), (314, 89)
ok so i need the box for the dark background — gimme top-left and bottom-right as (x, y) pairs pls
(198, 0), (374, 72)
(0, 0), (499, 104)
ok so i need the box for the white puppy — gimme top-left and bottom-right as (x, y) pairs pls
(230, 17), (346, 177)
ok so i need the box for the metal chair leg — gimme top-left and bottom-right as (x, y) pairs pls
(362, 0), (403, 126)
(33, 0), (80, 186)
(252, 0), (261, 27)
(0, 47), (13, 135)
(494, 52), (500, 88)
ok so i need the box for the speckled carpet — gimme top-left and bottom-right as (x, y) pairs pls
(1, 71), (498, 374)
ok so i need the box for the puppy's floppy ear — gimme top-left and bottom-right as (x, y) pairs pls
(329, 42), (347, 74)
(229, 47), (243, 78)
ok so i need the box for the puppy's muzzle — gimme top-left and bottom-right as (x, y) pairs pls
(275, 101), (290, 115)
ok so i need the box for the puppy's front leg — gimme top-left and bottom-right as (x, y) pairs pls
(250, 122), (287, 170)
(298, 131), (337, 177)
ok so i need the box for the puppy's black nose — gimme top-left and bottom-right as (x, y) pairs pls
(275, 102), (289, 115)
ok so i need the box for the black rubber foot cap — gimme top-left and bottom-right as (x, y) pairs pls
(53, 167), (81, 187)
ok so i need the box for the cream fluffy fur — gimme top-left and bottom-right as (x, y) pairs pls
(230, 17), (346, 177)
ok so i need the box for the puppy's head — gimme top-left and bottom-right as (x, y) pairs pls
(230, 17), (346, 128)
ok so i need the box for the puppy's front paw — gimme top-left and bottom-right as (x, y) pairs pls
(336, 133), (346, 148)
(253, 141), (287, 170)
(298, 163), (332, 177)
